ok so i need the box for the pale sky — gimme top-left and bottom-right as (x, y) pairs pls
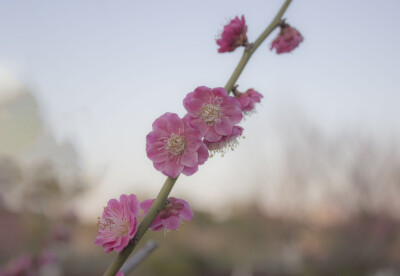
(1, 0), (399, 221)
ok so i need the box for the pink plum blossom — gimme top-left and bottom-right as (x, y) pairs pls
(95, 194), (140, 253)
(204, 126), (244, 157)
(146, 113), (209, 178)
(140, 197), (193, 232)
(116, 271), (124, 276)
(183, 86), (242, 143)
(217, 15), (248, 53)
(271, 23), (303, 54)
(237, 88), (263, 116)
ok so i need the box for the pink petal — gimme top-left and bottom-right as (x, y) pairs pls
(184, 98), (204, 116)
(150, 216), (163, 231)
(119, 194), (131, 218)
(190, 117), (208, 135)
(128, 217), (138, 236)
(221, 104), (242, 116)
(147, 129), (169, 141)
(226, 110), (242, 124)
(214, 116), (233, 136)
(205, 126), (222, 142)
(146, 144), (168, 163)
(212, 87), (229, 98)
(180, 151), (198, 167)
(238, 96), (250, 110)
(117, 234), (131, 251)
(107, 199), (123, 218)
(182, 165), (198, 176)
(140, 199), (154, 215)
(179, 205), (194, 221)
(186, 135), (202, 151)
(128, 194), (140, 216)
(166, 113), (184, 134)
(197, 144), (209, 165)
(164, 156), (184, 178)
(162, 216), (181, 231)
(152, 113), (170, 132)
(153, 161), (165, 172)
(193, 86), (213, 102)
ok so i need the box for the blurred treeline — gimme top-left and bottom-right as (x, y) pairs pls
(1, 86), (400, 275)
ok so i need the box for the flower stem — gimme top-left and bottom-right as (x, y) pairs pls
(102, 1), (293, 275)
(224, 0), (293, 93)
(102, 176), (178, 276)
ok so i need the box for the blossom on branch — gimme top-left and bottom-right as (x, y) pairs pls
(204, 126), (244, 157)
(95, 194), (140, 253)
(146, 113), (209, 178)
(140, 197), (193, 232)
(270, 23), (303, 54)
(217, 15), (248, 53)
(184, 86), (242, 143)
(237, 88), (263, 116)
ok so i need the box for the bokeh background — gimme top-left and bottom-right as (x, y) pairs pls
(1, 0), (400, 275)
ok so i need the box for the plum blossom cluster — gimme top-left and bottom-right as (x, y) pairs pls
(216, 15), (303, 55)
(97, 11), (303, 273)
(146, 85), (263, 176)
(95, 194), (194, 253)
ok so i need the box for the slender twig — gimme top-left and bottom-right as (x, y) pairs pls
(121, 240), (158, 275)
(102, 1), (293, 275)
(224, 0), (292, 93)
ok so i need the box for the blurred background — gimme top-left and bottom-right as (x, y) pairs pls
(1, 0), (400, 275)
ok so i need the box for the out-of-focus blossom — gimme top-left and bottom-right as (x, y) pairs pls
(146, 113), (209, 178)
(140, 197), (193, 232)
(95, 194), (140, 253)
(204, 126), (244, 157)
(237, 88), (263, 116)
(0, 251), (57, 276)
(184, 86), (242, 143)
(271, 23), (303, 54)
(217, 15), (248, 53)
(116, 271), (124, 276)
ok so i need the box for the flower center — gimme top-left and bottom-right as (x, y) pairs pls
(201, 104), (221, 125)
(165, 134), (186, 155)
(98, 208), (130, 237)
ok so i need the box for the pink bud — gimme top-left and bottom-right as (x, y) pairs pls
(271, 23), (303, 54)
(217, 15), (248, 53)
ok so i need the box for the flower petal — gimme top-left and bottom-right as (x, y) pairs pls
(184, 98), (203, 116)
(180, 151), (198, 167)
(164, 156), (184, 178)
(214, 116), (233, 136)
(182, 165), (198, 176)
(197, 144), (209, 165)
(204, 127), (222, 142)
(162, 216), (181, 231)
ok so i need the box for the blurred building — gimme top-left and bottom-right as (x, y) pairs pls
(0, 67), (86, 214)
